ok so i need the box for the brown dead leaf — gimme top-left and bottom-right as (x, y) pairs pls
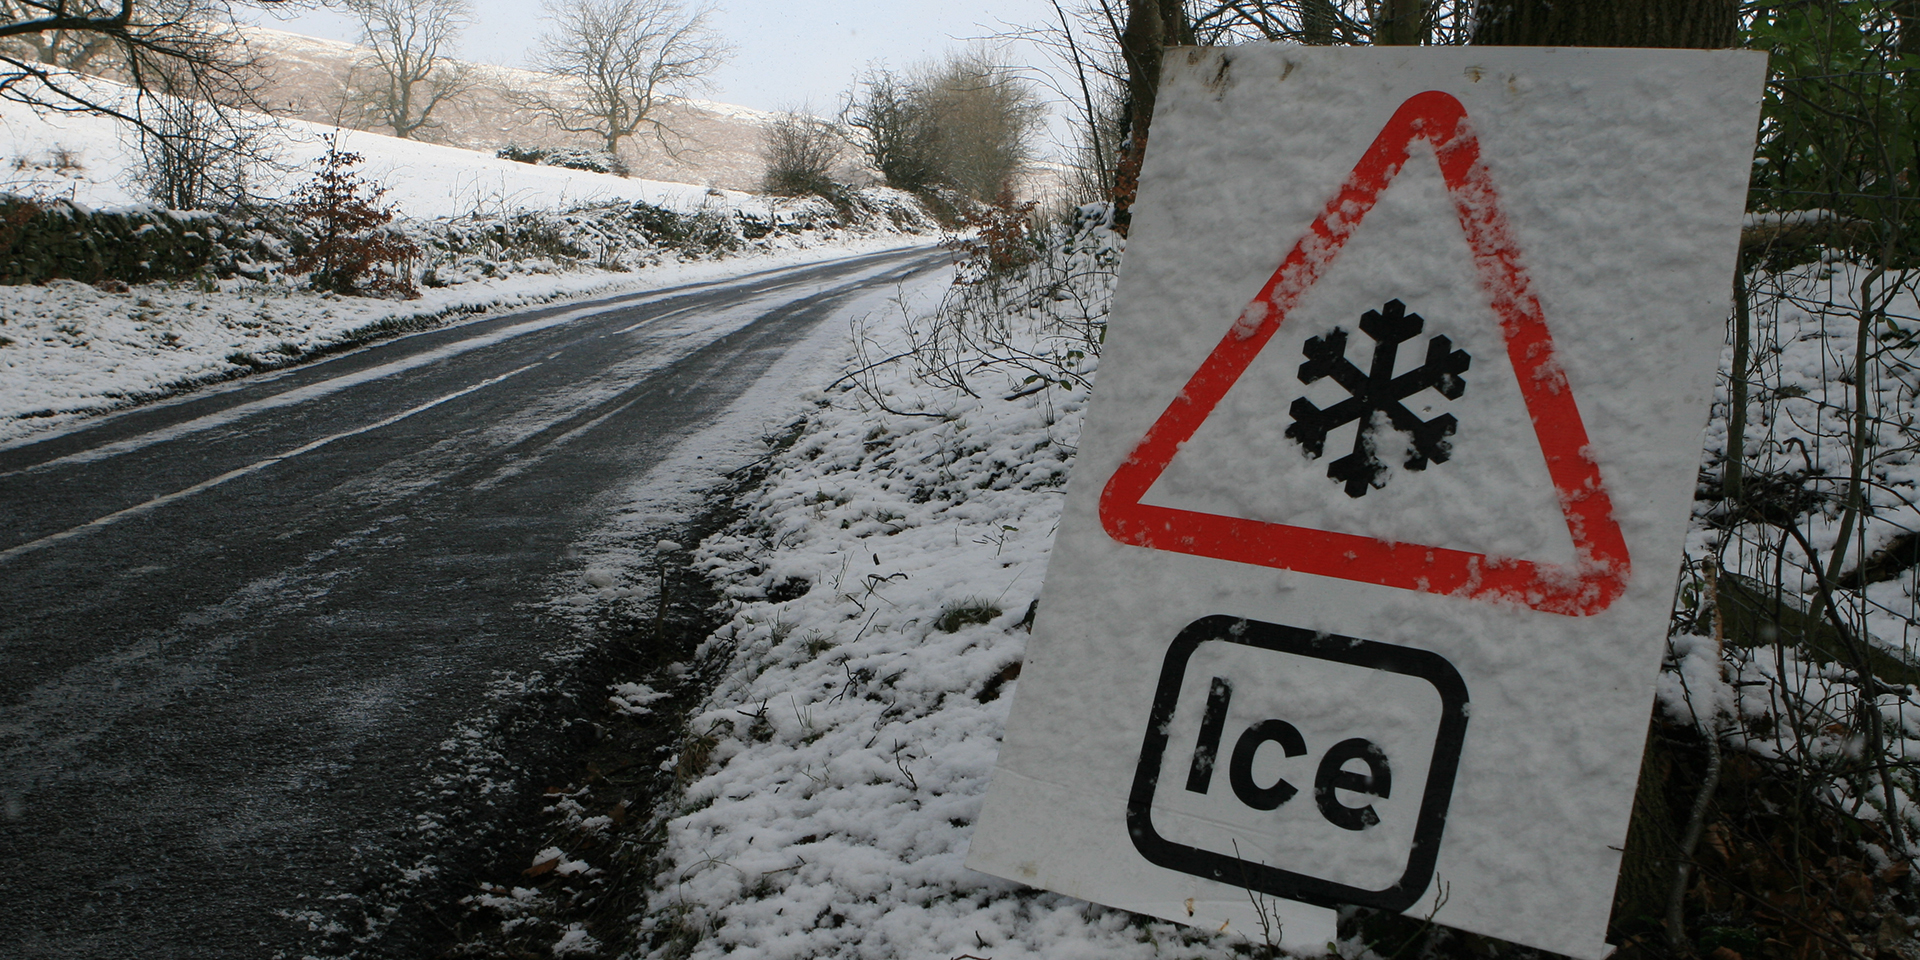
(523, 857), (559, 878)
(1877, 915), (1910, 951)
(1836, 871), (1873, 913)
(1706, 822), (1733, 862)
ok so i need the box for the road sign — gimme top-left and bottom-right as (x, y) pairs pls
(1098, 90), (1628, 617)
(967, 46), (1766, 959)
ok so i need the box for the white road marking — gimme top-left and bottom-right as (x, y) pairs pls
(614, 302), (700, 334)
(0, 364), (540, 563)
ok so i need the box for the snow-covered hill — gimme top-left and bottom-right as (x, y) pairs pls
(0, 69), (754, 218)
(234, 25), (809, 193)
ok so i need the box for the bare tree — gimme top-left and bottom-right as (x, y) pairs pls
(1023, 0), (1126, 202)
(0, 0), (121, 69)
(0, 0), (273, 116)
(842, 65), (939, 192)
(761, 105), (842, 196)
(918, 52), (1046, 201)
(519, 0), (730, 158)
(344, 0), (475, 140)
(0, 0), (282, 214)
(1, 0), (279, 208)
(843, 53), (1044, 201)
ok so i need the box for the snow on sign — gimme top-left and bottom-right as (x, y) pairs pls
(1097, 88), (1630, 617)
(966, 46), (1767, 960)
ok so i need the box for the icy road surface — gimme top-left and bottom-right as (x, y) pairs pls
(0, 245), (949, 958)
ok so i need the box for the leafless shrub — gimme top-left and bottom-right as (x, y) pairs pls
(916, 51), (1045, 202)
(129, 60), (269, 210)
(760, 107), (841, 197)
(850, 204), (1115, 420)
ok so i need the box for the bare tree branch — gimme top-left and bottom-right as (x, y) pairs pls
(0, 0), (282, 162)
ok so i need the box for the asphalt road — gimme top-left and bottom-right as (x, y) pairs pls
(0, 245), (947, 958)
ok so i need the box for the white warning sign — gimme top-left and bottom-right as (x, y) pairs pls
(966, 45), (1766, 959)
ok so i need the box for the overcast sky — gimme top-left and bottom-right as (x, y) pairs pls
(267, 0), (1064, 116)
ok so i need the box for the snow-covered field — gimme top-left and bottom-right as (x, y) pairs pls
(1, 73), (739, 217)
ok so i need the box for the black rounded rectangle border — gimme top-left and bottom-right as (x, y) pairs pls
(1126, 615), (1470, 913)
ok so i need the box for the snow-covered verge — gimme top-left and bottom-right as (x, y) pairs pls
(607, 211), (1276, 960)
(1666, 259), (1920, 831)
(0, 231), (929, 448)
(567, 200), (1920, 960)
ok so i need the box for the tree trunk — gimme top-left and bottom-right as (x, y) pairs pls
(1302, 0), (1337, 44)
(1376, 0), (1428, 45)
(1116, 0), (1195, 146)
(1117, 0), (1165, 151)
(1471, 0), (1737, 47)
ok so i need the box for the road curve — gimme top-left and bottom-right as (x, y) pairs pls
(0, 245), (949, 958)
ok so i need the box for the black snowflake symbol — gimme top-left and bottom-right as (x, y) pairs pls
(1284, 299), (1471, 498)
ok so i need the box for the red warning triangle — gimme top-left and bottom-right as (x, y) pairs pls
(1099, 90), (1629, 617)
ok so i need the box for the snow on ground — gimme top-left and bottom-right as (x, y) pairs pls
(1668, 259), (1920, 838)
(593, 192), (1920, 957)
(1696, 260), (1920, 650)
(610, 217), (1263, 960)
